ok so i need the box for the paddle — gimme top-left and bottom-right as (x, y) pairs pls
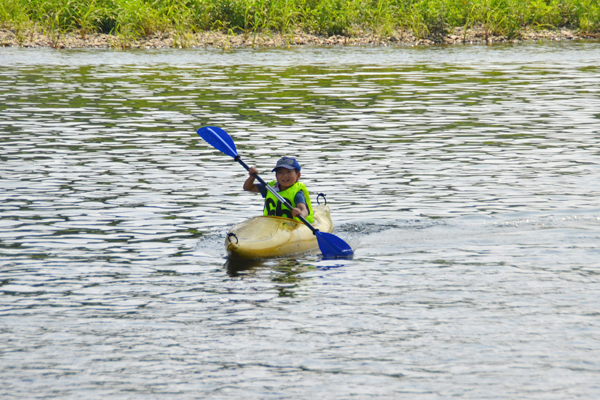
(196, 126), (354, 259)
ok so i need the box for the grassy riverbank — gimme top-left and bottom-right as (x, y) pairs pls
(1, 0), (599, 48)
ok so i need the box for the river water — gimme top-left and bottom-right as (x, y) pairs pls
(1, 42), (600, 399)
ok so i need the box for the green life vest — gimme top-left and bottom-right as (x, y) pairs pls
(264, 181), (314, 223)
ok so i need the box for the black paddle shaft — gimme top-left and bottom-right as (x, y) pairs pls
(234, 156), (318, 235)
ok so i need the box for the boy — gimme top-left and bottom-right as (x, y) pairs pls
(243, 156), (314, 223)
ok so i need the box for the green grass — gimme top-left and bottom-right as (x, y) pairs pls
(1, 0), (599, 45)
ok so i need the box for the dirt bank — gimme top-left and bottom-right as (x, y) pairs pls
(1, 27), (598, 49)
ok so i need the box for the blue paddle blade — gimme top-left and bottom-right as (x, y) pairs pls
(197, 126), (238, 158)
(316, 231), (354, 259)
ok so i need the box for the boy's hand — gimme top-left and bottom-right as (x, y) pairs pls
(292, 203), (308, 219)
(248, 166), (258, 176)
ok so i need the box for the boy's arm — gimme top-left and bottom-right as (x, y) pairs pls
(292, 191), (308, 218)
(243, 167), (260, 192)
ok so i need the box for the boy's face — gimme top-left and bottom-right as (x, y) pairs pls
(275, 168), (300, 190)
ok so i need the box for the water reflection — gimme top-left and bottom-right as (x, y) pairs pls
(224, 257), (266, 277)
(225, 256), (315, 277)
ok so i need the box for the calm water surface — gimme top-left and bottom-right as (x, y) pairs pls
(1, 42), (600, 399)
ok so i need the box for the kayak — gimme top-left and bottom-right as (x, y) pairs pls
(225, 204), (334, 260)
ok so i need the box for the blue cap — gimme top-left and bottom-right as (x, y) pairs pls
(272, 156), (301, 172)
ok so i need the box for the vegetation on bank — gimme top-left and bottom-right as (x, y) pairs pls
(1, 0), (599, 47)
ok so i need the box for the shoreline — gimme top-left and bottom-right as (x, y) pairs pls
(1, 27), (598, 49)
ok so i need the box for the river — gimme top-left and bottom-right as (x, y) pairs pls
(1, 42), (600, 399)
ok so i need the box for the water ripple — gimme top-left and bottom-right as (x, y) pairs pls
(1, 44), (600, 399)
